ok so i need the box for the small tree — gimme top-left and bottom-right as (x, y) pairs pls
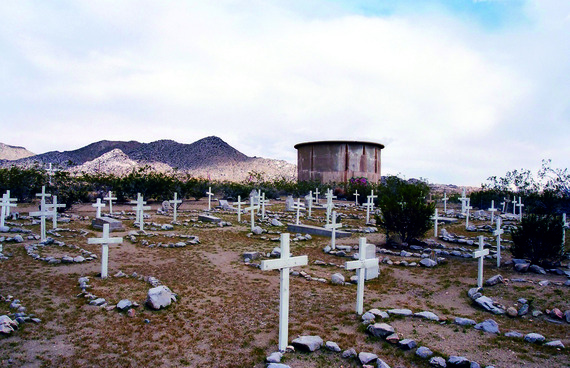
(511, 214), (564, 265)
(375, 176), (435, 244)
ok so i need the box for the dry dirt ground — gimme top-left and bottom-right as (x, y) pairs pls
(0, 199), (568, 368)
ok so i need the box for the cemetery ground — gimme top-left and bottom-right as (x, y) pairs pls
(0, 199), (568, 368)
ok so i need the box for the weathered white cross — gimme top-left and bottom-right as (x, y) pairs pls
(488, 200), (497, 225)
(260, 233), (308, 352)
(4, 190), (16, 217)
(46, 195), (65, 229)
(493, 217), (504, 268)
(92, 198), (106, 219)
(324, 210), (342, 250)
(104, 191), (117, 215)
(473, 236), (489, 288)
(46, 163), (57, 185)
(29, 207), (52, 242)
(465, 199), (473, 229)
(206, 187), (214, 211)
(363, 200), (374, 225)
(432, 208), (444, 238)
(500, 198), (506, 213)
(516, 197), (524, 221)
(314, 188), (320, 204)
(442, 192), (448, 214)
(345, 237), (379, 314)
(88, 223), (123, 279)
(292, 198), (305, 225)
(0, 193), (17, 227)
(36, 186), (51, 211)
(169, 192), (182, 222)
(244, 195), (260, 231)
(512, 196), (517, 215)
(354, 190), (359, 206)
(235, 195), (246, 223)
(459, 188), (468, 214)
(131, 194), (151, 231)
(260, 193), (270, 220)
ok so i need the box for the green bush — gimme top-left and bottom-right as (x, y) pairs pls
(511, 214), (564, 265)
(375, 176), (435, 244)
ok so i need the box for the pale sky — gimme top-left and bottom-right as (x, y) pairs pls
(1, 0), (569, 186)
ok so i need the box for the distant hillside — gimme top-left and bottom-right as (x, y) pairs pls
(0, 143), (35, 161)
(0, 136), (296, 181)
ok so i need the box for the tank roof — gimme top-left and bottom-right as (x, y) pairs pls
(294, 140), (385, 150)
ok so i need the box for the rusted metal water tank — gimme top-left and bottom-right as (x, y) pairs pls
(294, 140), (385, 183)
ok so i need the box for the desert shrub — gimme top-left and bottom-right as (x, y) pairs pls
(511, 214), (564, 265)
(375, 176), (435, 244)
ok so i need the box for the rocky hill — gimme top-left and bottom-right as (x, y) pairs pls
(0, 143), (35, 161)
(1, 136), (296, 181)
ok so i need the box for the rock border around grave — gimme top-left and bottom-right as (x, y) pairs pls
(25, 239), (97, 264)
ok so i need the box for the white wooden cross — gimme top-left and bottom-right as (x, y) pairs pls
(363, 200), (374, 225)
(500, 198), (506, 213)
(354, 190), (359, 206)
(516, 197), (524, 221)
(512, 196), (517, 215)
(325, 189), (337, 207)
(465, 199), (473, 229)
(46, 163), (57, 185)
(459, 188), (468, 214)
(29, 207), (52, 242)
(92, 198), (106, 219)
(244, 195), (260, 231)
(104, 191), (117, 215)
(493, 217), (504, 268)
(36, 186), (51, 210)
(345, 237), (379, 315)
(88, 223), (123, 279)
(260, 193), (270, 220)
(0, 193), (17, 227)
(260, 233), (308, 352)
(562, 213), (568, 246)
(4, 190), (16, 217)
(129, 193), (142, 224)
(433, 208), (444, 237)
(235, 195), (246, 223)
(442, 192), (448, 214)
(46, 195), (65, 229)
(292, 198), (305, 225)
(206, 187), (214, 211)
(324, 210), (342, 250)
(169, 192), (182, 222)
(314, 188), (320, 204)
(473, 236), (489, 288)
(488, 200), (497, 225)
(131, 194), (151, 231)
(325, 199), (334, 225)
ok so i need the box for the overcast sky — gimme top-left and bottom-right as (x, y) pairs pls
(1, 0), (569, 186)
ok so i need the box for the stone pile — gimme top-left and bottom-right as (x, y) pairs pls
(25, 239), (96, 264)
(0, 295), (41, 336)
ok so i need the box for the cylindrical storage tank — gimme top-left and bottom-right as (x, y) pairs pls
(294, 140), (385, 183)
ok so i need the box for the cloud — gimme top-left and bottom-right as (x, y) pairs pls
(0, 0), (568, 186)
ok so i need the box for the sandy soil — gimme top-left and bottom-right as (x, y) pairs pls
(0, 199), (568, 368)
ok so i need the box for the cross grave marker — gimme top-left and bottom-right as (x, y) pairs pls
(345, 237), (379, 314)
(493, 217), (504, 268)
(459, 188), (468, 214)
(292, 198), (305, 225)
(4, 190), (16, 217)
(0, 193), (17, 228)
(206, 187), (214, 211)
(314, 188), (320, 205)
(260, 233), (308, 352)
(235, 195), (246, 223)
(488, 200), (497, 225)
(516, 197), (524, 221)
(92, 198), (106, 219)
(131, 194), (151, 231)
(88, 223), (123, 279)
(433, 208), (444, 238)
(473, 236), (489, 288)
(169, 192), (182, 222)
(244, 195), (260, 231)
(324, 210), (342, 250)
(29, 207), (52, 242)
(46, 195), (65, 229)
(442, 191), (448, 214)
(465, 199), (472, 229)
(104, 191), (117, 215)
(354, 190), (359, 206)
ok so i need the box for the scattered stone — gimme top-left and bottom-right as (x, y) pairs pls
(271, 219), (284, 227)
(505, 331), (523, 338)
(291, 335), (323, 352)
(416, 346), (433, 359)
(544, 340), (565, 349)
(266, 352), (282, 363)
(385, 333), (400, 344)
(474, 319), (500, 334)
(474, 296), (505, 315)
(267, 364), (290, 368)
(484, 275), (503, 286)
(116, 299), (133, 311)
(0, 315), (18, 334)
(414, 311), (440, 321)
(387, 308), (413, 317)
(506, 307), (518, 318)
(430, 356), (447, 367)
(252, 226), (264, 235)
(341, 348), (357, 358)
(367, 323), (395, 338)
(420, 258), (437, 268)
(377, 358), (391, 368)
(398, 338), (417, 350)
(146, 285), (177, 310)
(358, 352), (378, 365)
(325, 341), (341, 352)
(361, 311), (375, 323)
(331, 273), (345, 285)
(518, 304), (529, 316)
(368, 308), (389, 319)
(524, 333), (545, 344)
(529, 264), (546, 274)
(454, 317), (476, 326)
(448, 356), (470, 367)
(550, 308), (563, 320)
